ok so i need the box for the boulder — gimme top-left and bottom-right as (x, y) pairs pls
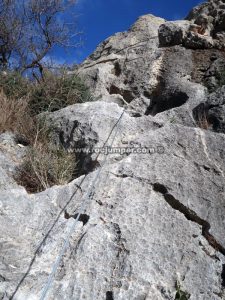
(158, 20), (190, 47)
(183, 31), (215, 49)
(47, 101), (163, 173)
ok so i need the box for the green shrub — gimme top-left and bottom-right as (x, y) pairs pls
(0, 68), (90, 193)
(0, 71), (30, 99)
(0, 69), (93, 115)
(29, 70), (93, 115)
(175, 282), (190, 300)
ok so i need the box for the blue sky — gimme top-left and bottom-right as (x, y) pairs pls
(53, 0), (203, 64)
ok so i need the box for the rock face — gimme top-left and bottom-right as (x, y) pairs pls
(158, 0), (225, 50)
(193, 85), (225, 134)
(77, 14), (166, 115)
(1, 1), (225, 300)
(187, 0), (225, 36)
(0, 133), (27, 189)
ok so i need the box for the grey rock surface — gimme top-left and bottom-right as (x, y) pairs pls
(158, 20), (191, 47)
(48, 101), (162, 173)
(186, 0), (225, 36)
(193, 85), (225, 134)
(1, 120), (225, 300)
(77, 14), (165, 104)
(158, 0), (225, 50)
(0, 132), (27, 190)
(183, 31), (215, 49)
(1, 1), (225, 300)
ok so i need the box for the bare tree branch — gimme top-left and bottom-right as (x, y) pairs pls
(0, 0), (79, 77)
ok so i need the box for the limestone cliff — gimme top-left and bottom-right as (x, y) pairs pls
(0, 1), (225, 299)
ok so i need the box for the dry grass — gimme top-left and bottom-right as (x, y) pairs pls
(0, 89), (77, 193)
(0, 69), (90, 193)
(14, 119), (77, 193)
(193, 103), (211, 130)
(15, 143), (76, 193)
(15, 119), (77, 193)
(29, 69), (93, 115)
(0, 69), (93, 116)
(196, 109), (210, 130)
(0, 90), (34, 139)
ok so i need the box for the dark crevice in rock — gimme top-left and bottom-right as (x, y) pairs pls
(143, 90), (151, 99)
(106, 291), (114, 300)
(78, 158), (101, 176)
(153, 183), (168, 194)
(113, 173), (129, 179)
(193, 162), (221, 176)
(114, 62), (122, 77)
(108, 84), (135, 103)
(96, 199), (103, 206)
(110, 172), (152, 185)
(69, 150), (99, 179)
(0, 275), (7, 282)
(221, 265), (225, 287)
(146, 91), (189, 116)
(109, 84), (122, 95)
(64, 211), (90, 226)
(113, 223), (129, 255)
(128, 111), (142, 118)
(64, 210), (71, 219)
(110, 223), (130, 289)
(14, 134), (30, 146)
(153, 183), (225, 256)
(83, 58), (118, 70)
(73, 232), (87, 255)
(199, 241), (220, 261)
(203, 165), (211, 172)
(74, 213), (90, 225)
(193, 102), (224, 133)
(193, 103), (210, 130)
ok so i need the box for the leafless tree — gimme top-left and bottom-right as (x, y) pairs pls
(0, 0), (79, 78)
(0, 0), (23, 69)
